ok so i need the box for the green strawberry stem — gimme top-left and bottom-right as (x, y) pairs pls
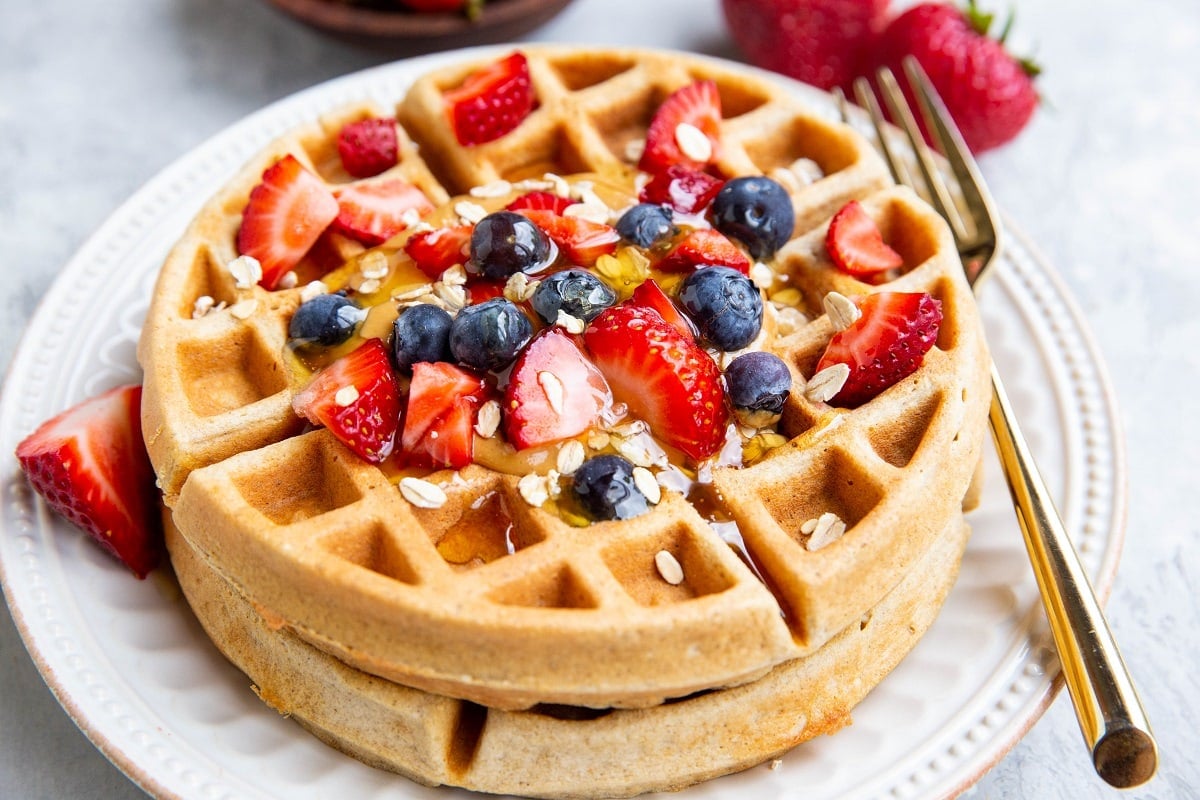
(965, 0), (1042, 79)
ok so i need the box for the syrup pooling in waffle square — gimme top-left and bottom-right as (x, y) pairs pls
(141, 47), (990, 711)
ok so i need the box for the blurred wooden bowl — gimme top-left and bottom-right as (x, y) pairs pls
(264, 0), (575, 48)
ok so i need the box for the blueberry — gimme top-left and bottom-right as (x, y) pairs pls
(678, 267), (763, 351)
(530, 269), (617, 324)
(571, 455), (649, 521)
(710, 176), (795, 260)
(469, 211), (552, 280)
(615, 203), (674, 247)
(449, 298), (533, 372)
(392, 304), (453, 371)
(724, 351), (792, 427)
(288, 293), (364, 346)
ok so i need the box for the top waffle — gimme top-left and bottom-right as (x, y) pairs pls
(139, 47), (990, 710)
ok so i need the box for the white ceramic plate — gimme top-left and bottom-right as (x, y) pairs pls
(0, 49), (1125, 800)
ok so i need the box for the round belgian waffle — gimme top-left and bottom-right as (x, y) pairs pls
(166, 508), (972, 799)
(138, 47), (991, 712)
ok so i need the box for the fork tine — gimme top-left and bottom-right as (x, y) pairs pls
(874, 67), (973, 245)
(847, 77), (916, 191)
(901, 56), (1003, 263)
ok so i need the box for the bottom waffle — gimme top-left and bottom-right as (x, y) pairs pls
(166, 510), (970, 799)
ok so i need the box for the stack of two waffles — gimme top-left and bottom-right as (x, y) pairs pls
(138, 48), (990, 797)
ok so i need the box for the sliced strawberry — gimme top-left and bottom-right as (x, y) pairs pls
(503, 328), (612, 450)
(825, 200), (904, 278)
(627, 279), (695, 338)
(815, 291), (943, 407)
(419, 397), (477, 469)
(464, 277), (507, 304)
(404, 224), (473, 280)
(520, 209), (620, 266)
(584, 306), (728, 460)
(15, 385), (162, 578)
(332, 179), (434, 246)
(638, 80), (722, 175)
(237, 155), (339, 289)
(336, 117), (399, 179)
(444, 52), (535, 146)
(292, 338), (402, 463)
(656, 229), (751, 275)
(505, 191), (577, 215)
(638, 165), (724, 215)
(400, 362), (486, 469)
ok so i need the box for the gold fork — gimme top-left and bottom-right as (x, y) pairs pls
(836, 57), (1157, 789)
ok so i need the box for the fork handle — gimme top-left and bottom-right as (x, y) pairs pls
(987, 362), (1157, 787)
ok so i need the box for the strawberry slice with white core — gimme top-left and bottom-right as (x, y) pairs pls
(656, 228), (751, 275)
(15, 384), (162, 578)
(815, 291), (943, 407)
(237, 154), (339, 289)
(519, 209), (620, 266)
(292, 338), (402, 463)
(504, 328), (612, 450)
(627, 279), (695, 338)
(584, 305), (729, 460)
(825, 200), (904, 278)
(404, 224), (473, 280)
(401, 361), (487, 469)
(638, 80), (723, 175)
(444, 52), (535, 146)
(332, 179), (434, 246)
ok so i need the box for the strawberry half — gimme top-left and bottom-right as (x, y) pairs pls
(627, 279), (695, 338)
(15, 385), (162, 578)
(825, 200), (904, 278)
(336, 117), (399, 179)
(815, 291), (943, 407)
(503, 328), (612, 450)
(638, 165), (725, 215)
(656, 229), (751, 275)
(505, 191), (577, 215)
(237, 155), (340, 289)
(332, 179), (434, 246)
(584, 305), (729, 460)
(404, 224), (473, 280)
(292, 338), (402, 463)
(519, 209), (620, 266)
(444, 52), (535, 146)
(638, 80), (722, 175)
(400, 362), (486, 469)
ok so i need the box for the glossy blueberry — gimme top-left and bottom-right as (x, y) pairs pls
(288, 293), (364, 346)
(615, 203), (674, 247)
(469, 210), (552, 280)
(710, 176), (795, 260)
(678, 266), (763, 351)
(724, 351), (792, 427)
(571, 454), (649, 521)
(392, 304), (454, 371)
(530, 269), (617, 324)
(449, 298), (533, 372)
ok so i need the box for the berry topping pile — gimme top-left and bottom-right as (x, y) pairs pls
(227, 64), (945, 524)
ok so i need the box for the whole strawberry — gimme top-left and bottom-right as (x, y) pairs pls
(876, 1), (1039, 153)
(722, 0), (891, 92)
